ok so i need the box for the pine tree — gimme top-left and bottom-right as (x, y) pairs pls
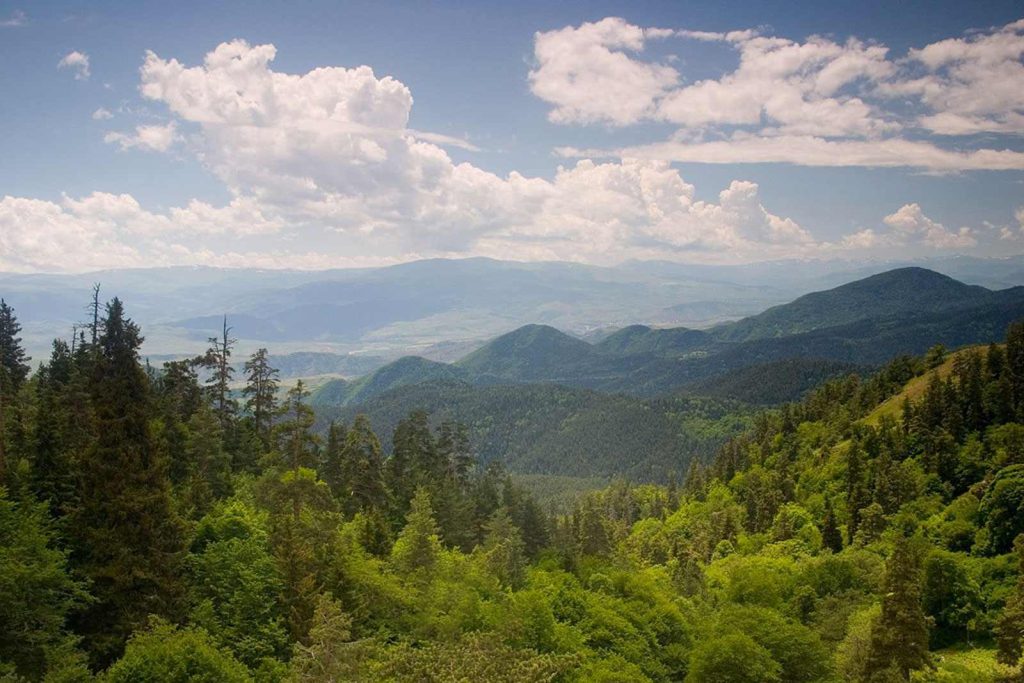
(437, 419), (474, 486)
(480, 506), (527, 588)
(1008, 321), (1024, 420)
(864, 535), (931, 681)
(846, 439), (869, 545)
(0, 299), (30, 484)
(204, 315), (237, 426)
(390, 486), (442, 580)
(341, 414), (387, 517)
(995, 534), (1024, 677)
(320, 421), (347, 500)
(30, 340), (81, 518)
(243, 348), (279, 446)
(822, 497), (843, 553)
(274, 381), (317, 472)
(70, 298), (187, 667)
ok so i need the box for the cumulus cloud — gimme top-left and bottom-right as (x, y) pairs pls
(882, 203), (977, 248)
(0, 192), (285, 272)
(532, 18), (1024, 171)
(529, 17), (679, 126)
(104, 122), (179, 152)
(5, 38), (1006, 272)
(91, 107), (113, 120)
(891, 18), (1024, 135)
(57, 51), (90, 80)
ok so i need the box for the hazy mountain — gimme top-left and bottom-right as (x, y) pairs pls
(309, 267), (1024, 407)
(710, 267), (1000, 342)
(7, 255), (1024, 364)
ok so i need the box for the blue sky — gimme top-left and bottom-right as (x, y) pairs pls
(1, 0), (1022, 271)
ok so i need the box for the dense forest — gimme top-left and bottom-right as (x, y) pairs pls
(2, 293), (1024, 682)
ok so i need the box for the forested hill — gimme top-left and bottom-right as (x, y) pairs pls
(2, 293), (1024, 681)
(709, 267), (1003, 342)
(311, 267), (1024, 406)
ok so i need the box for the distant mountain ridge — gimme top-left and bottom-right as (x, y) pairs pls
(312, 267), (1024, 408)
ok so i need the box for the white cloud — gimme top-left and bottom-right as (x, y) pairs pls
(57, 51), (90, 80)
(657, 33), (896, 137)
(7, 38), (1015, 273)
(891, 18), (1024, 135)
(882, 203), (976, 248)
(91, 107), (113, 120)
(533, 18), (1024, 170)
(529, 17), (680, 126)
(561, 133), (1024, 171)
(104, 122), (179, 152)
(0, 9), (26, 27)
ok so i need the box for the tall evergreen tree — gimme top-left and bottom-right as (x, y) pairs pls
(320, 421), (347, 500)
(70, 298), (186, 667)
(996, 534), (1024, 678)
(204, 315), (237, 426)
(243, 347), (279, 446)
(274, 381), (317, 472)
(341, 414), (387, 517)
(864, 535), (931, 681)
(0, 299), (30, 484)
(1007, 321), (1024, 420)
(821, 497), (843, 553)
(846, 439), (869, 545)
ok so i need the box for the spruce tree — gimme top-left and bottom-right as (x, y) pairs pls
(846, 439), (869, 545)
(390, 486), (441, 579)
(822, 497), (843, 553)
(996, 534), (1024, 678)
(274, 381), (317, 472)
(0, 299), (30, 484)
(243, 347), (279, 446)
(204, 315), (237, 426)
(320, 421), (347, 500)
(864, 535), (931, 681)
(30, 340), (80, 518)
(70, 298), (186, 667)
(480, 506), (527, 588)
(341, 414), (387, 517)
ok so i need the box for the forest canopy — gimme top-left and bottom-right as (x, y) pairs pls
(1, 294), (1024, 682)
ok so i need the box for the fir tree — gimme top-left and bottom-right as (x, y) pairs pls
(821, 497), (843, 553)
(995, 534), (1024, 678)
(243, 347), (279, 446)
(864, 535), (931, 681)
(70, 298), (187, 667)
(341, 414), (387, 517)
(391, 486), (442, 580)
(846, 439), (869, 545)
(0, 299), (30, 484)
(274, 381), (317, 472)
(480, 506), (527, 588)
(204, 315), (237, 426)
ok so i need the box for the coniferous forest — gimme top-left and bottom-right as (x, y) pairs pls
(3, 291), (1024, 682)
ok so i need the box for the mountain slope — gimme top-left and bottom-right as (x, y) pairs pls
(312, 355), (467, 407)
(455, 324), (599, 382)
(711, 267), (997, 343)
(595, 324), (711, 357)
(315, 380), (750, 480)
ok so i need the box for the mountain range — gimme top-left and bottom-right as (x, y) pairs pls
(308, 267), (1024, 479)
(6, 255), (1024, 367)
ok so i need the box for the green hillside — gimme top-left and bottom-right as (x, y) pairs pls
(711, 267), (1000, 342)
(317, 380), (751, 480)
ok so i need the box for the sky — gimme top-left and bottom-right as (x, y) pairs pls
(1, 0), (1023, 272)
